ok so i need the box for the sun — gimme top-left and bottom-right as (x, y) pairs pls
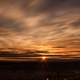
(42, 56), (47, 61)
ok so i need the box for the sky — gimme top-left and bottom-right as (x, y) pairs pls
(0, 0), (80, 58)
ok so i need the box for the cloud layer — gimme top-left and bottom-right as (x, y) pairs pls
(0, 0), (80, 56)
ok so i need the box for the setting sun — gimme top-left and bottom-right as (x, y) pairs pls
(42, 56), (47, 61)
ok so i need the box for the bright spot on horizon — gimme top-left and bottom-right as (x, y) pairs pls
(42, 56), (47, 61)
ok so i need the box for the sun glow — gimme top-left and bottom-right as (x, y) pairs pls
(42, 56), (47, 61)
(34, 45), (53, 52)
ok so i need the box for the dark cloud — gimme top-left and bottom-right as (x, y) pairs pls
(70, 19), (80, 28)
(26, 0), (80, 15)
(0, 17), (25, 32)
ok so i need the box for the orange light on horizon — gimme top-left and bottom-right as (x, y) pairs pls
(42, 56), (47, 61)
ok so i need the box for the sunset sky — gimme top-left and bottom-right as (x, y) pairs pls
(0, 0), (80, 60)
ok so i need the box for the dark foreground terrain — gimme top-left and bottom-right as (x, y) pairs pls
(0, 60), (80, 80)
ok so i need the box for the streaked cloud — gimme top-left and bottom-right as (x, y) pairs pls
(0, 0), (80, 58)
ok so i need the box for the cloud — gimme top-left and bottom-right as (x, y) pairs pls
(0, 0), (80, 56)
(0, 17), (24, 32)
(70, 19), (80, 28)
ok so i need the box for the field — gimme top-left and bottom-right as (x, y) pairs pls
(0, 60), (80, 80)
